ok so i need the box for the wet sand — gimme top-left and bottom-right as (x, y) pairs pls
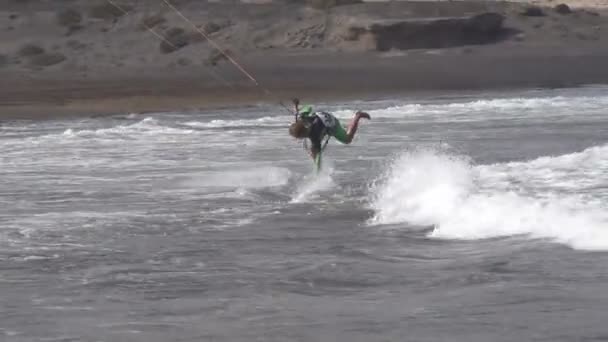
(3, 48), (608, 120)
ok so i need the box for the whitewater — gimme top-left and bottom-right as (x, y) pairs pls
(2, 86), (608, 341)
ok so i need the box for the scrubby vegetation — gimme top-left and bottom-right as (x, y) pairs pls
(160, 27), (190, 53)
(139, 14), (166, 30)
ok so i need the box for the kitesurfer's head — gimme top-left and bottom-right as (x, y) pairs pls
(289, 120), (308, 139)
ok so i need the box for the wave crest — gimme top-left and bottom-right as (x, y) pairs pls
(368, 146), (608, 251)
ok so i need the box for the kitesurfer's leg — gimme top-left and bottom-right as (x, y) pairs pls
(333, 111), (371, 144)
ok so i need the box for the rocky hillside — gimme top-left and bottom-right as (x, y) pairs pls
(0, 0), (606, 79)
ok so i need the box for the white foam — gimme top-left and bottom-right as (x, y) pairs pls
(183, 116), (287, 129)
(183, 166), (291, 189)
(61, 118), (194, 138)
(368, 146), (608, 251)
(22, 255), (58, 261)
(291, 159), (336, 203)
(333, 94), (608, 122)
(369, 148), (474, 225)
(478, 144), (608, 196)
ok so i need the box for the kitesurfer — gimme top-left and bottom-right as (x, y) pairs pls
(288, 98), (371, 168)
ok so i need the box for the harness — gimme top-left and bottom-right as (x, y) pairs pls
(302, 134), (331, 153)
(302, 112), (332, 153)
(294, 106), (332, 166)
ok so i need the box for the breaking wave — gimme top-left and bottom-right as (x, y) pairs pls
(333, 94), (608, 122)
(368, 145), (608, 251)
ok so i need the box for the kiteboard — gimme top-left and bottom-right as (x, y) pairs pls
(314, 152), (322, 173)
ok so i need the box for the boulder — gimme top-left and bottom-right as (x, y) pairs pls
(554, 4), (572, 14)
(521, 6), (545, 17)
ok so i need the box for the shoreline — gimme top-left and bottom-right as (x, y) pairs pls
(2, 0), (608, 121)
(3, 49), (608, 120)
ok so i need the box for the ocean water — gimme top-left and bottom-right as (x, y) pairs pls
(2, 86), (608, 341)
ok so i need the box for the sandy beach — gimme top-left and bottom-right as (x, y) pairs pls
(1, 0), (608, 119)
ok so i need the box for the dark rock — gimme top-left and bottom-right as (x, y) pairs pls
(522, 6), (545, 17)
(307, 0), (362, 10)
(365, 13), (512, 51)
(165, 27), (185, 37)
(56, 8), (82, 27)
(466, 12), (504, 33)
(160, 27), (190, 54)
(139, 14), (166, 30)
(66, 40), (87, 50)
(162, 27), (208, 48)
(186, 31), (206, 43)
(18, 44), (45, 57)
(204, 22), (222, 34)
(28, 53), (66, 67)
(344, 27), (366, 41)
(65, 24), (84, 36)
(177, 57), (191, 66)
(201, 20), (231, 35)
(89, 2), (131, 20)
(206, 49), (232, 66)
(554, 4), (572, 14)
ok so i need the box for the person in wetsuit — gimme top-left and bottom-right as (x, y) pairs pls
(288, 98), (371, 167)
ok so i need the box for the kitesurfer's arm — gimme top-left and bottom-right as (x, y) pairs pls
(292, 99), (314, 122)
(293, 98), (300, 115)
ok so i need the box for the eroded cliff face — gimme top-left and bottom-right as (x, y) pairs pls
(365, 13), (510, 51)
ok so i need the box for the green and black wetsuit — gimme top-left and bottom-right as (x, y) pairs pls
(297, 106), (349, 156)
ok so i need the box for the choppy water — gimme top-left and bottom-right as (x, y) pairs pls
(2, 86), (608, 341)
